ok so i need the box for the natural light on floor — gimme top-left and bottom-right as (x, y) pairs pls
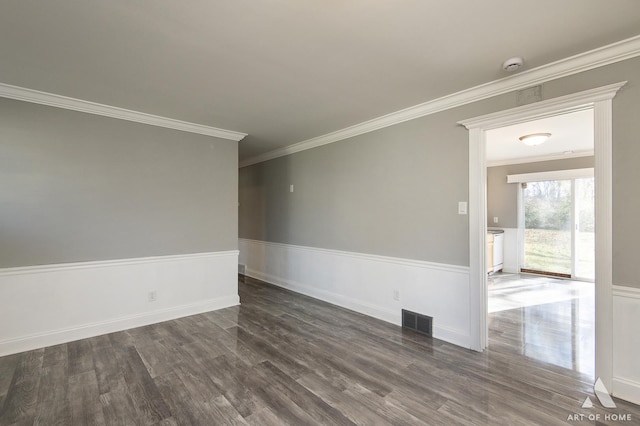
(488, 273), (593, 313)
(488, 272), (595, 376)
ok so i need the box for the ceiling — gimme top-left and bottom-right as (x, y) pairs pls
(1, 1), (639, 162)
(486, 109), (594, 166)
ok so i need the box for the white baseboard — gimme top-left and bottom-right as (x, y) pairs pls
(246, 268), (399, 324)
(0, 295), (239, 357)
(0, 251), (239, 356)
(612, 378), (640, 406)
(239, 239), (471, 348)
(612, 285), (640, 405)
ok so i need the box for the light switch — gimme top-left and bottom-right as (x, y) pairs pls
(493, 216), (499, 223)
(290, 184), (294, 193)
(458, 201), (467, 215)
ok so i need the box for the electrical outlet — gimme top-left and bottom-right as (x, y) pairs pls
(393, 289), (400, 301)
(148, 290), (157, 302)
(493, 216), (499, 224)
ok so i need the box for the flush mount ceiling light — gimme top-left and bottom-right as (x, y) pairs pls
(502, 56), (524, 72)
(519, 133), (551, 146)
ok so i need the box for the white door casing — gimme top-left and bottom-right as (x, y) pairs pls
(459, 81), (625, 390)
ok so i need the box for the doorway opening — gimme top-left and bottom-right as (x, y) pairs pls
(485, 109), (595, 377)
(460, 81), (625, 388)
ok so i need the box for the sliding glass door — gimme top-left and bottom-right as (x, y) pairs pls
(521, 177), (594, 280)
(522, 180), (572, 276)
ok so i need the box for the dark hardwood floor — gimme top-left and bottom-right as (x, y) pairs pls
(0, 276), (638, 425)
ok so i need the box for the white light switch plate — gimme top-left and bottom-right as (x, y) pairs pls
(458, 202), (467, 215)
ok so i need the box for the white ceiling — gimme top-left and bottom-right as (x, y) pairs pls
(486, 109), (594, 166)
(0, 1), (639, 161)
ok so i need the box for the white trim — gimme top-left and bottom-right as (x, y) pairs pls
(0, 295), (239, 357)
(612, 285), (640, 299)
(594, 96), (614, 390)
(245, 268), (399, 324)
(0, 251), (240, 356)
(245, 268), (471, 348)
(612, 288), (640, 405)
(468, 128), (487, 351)
(239, 238), (469, 274)
(239, 238), (471, 348)
(612, 378), (640, 405)
(0, 250), (239, 276)
(506, 168), (594, 183)
(517, 187), (525, 271)
(460, 83), (623, 388)
(571, 180), (577, 278)
(493, 228), (519, 273)
(486, 149), (594, 167)
(240, 36), (640, 167)
(458, 82), (626, 130)
(0, 82), (247, 141)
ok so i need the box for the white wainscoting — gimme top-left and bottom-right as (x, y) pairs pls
(0, 251), (239, 356)
(239, 239), (471, 348)
(612, 285), (640, 405)
(500, 228), (519, 273)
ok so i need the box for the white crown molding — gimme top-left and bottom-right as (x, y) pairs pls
(486, 149), (594, 167)
(240, 34), (640, 167)
(0, 83), (247, 141)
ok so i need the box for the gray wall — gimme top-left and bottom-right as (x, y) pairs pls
(487, 156), (595, 229)
(1, 98), (238, 268)
(240, 56), (640, 286)
(240, 108), (472, 266)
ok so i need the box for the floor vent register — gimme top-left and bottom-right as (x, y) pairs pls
(402, 309), (433, 336)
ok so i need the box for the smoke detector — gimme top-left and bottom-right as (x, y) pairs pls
(503, 56), (524, 72)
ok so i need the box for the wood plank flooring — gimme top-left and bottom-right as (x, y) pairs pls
(488, 273), (595, 377)
(1, 276), (638, 425)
